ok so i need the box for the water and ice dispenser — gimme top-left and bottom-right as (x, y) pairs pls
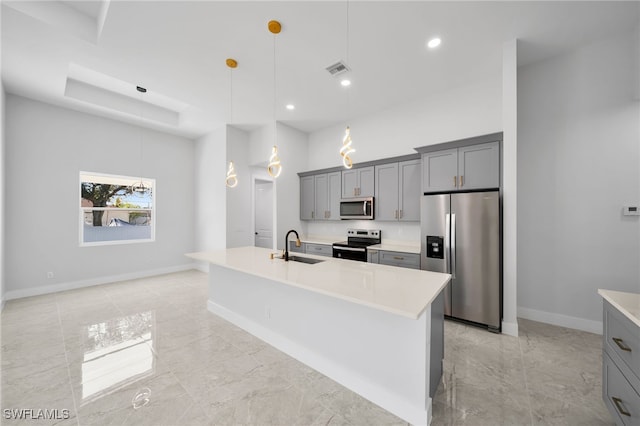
(426, 236), (444, 259)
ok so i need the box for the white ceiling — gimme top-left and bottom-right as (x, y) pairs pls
(2, 1), (639, 139)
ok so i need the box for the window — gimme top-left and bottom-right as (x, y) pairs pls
(80, 172), (155, 246)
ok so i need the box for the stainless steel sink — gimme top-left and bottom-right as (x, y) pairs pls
(289, 256), (325, 265)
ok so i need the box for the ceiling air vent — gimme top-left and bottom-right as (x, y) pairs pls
(326, 61), (350, 77)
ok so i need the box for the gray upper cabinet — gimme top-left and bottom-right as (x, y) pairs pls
(399, 160), (421, 221)
(300, 176), (314, 220)
(422, 148), (458, 193)
(457, 142), (499, 190)
(374, 163), (399, 221)
(342, 166), (374, 198)
(422, 142), (499, 193)
(375, 160), (420, 221)
(301, 172), (341, 221)
(327, 172), (341, 220)
(314, 174), (328, 220)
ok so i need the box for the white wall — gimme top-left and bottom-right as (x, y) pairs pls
(308, 77), (502, 171)
(517, 28), (640, 333)
(249, 124), (273, 167)
(194, 126), (227, 252)
(226, 126), (253, 248)
(274, 122), (308, 250)
(306, 76), (502, 243)
(4, 95), (196, 298)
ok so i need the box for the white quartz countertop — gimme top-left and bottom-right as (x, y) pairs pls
(299, 235), (341, 245)
(598, 289), (640, 328)
(187, 246), (450, 320)
(368, 242), (421, 254)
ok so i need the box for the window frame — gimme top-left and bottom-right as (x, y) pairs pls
(79, 171), (156, 247)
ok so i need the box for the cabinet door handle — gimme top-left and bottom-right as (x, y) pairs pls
(399, 209), (403, 219)
(612, 397), (631, 417)
(393, 256), (404, 260)
(459, 175), (464, 187)
(311, 211), (314, 219)
(453, 176), (457, 187)
(612, 337), (632, 352)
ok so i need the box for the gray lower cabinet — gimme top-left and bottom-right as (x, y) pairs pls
(367, 249), (379, 264)
(289, 241), (305, 253)
(378, 251), (420, 269)
(602, 300), (640, 425)
(305, 243), (332, 257)
(422, 141), (499, 193)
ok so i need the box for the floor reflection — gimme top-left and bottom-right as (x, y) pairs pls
(81, 311), (155, 405)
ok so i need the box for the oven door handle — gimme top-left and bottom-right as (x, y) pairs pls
(333, 246), (366, 252)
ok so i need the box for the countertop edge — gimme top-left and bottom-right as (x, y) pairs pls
(186, 250), (450, 320)
(598, 289), (640, 328)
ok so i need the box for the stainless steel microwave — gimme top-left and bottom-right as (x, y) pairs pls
(339, 197), (374, 220)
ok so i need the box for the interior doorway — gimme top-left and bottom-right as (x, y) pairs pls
(254, 179), (274, 249)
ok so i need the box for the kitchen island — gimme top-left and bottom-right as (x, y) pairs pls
(187, 246), (451, 425)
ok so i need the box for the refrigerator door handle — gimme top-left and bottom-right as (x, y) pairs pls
(444, 213), (450, 274)
(451, 213), (456, 279)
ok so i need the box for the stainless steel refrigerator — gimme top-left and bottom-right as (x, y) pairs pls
(420, 191), (501, 332)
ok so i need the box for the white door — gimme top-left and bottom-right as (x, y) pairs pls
(254, 180), (273, 248)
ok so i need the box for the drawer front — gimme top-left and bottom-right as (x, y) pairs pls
(604, 351), (640, 426)
(379, 251), (420, 269)
(305, 243), (332, 257)
(605, 301), (640, 383)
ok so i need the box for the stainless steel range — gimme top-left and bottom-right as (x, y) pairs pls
(332, 229), (381, 262)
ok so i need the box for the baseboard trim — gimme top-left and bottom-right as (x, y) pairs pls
(518, 306), (603, 335)
(501, 320), (519, 337)
(3, 263), (201, 301)
(193, 261), (209, 273)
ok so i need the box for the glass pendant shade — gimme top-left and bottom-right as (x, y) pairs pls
(267, 145), (282, 178)
(226, 161), (238, 188)
(340, 126), (355, 169)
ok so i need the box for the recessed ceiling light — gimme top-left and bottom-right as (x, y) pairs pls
(286, 104), (295, 110)
(427, 38), (441, 49)
(341, 79), (351, 87)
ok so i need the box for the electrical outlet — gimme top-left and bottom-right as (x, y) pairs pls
(46, 272), (54, 279)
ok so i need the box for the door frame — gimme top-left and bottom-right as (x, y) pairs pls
(252, 175), (277, 250)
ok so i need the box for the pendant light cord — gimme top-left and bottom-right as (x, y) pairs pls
(273, 32), (277, 145)
(139, 90), (144, 182)
(346, 0), (350, 121)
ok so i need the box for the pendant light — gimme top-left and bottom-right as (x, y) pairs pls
(225, 58), (239, 188)
(267, 20), (282, 179)
(131, 86), (150, 195)
(226, 161), (238, 188)
(339, 1), (355, 169)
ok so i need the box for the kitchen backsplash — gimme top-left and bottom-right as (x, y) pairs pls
(304, 221), (421, 243)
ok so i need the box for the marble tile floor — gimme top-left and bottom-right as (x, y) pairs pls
(1, 270), (612, 426)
